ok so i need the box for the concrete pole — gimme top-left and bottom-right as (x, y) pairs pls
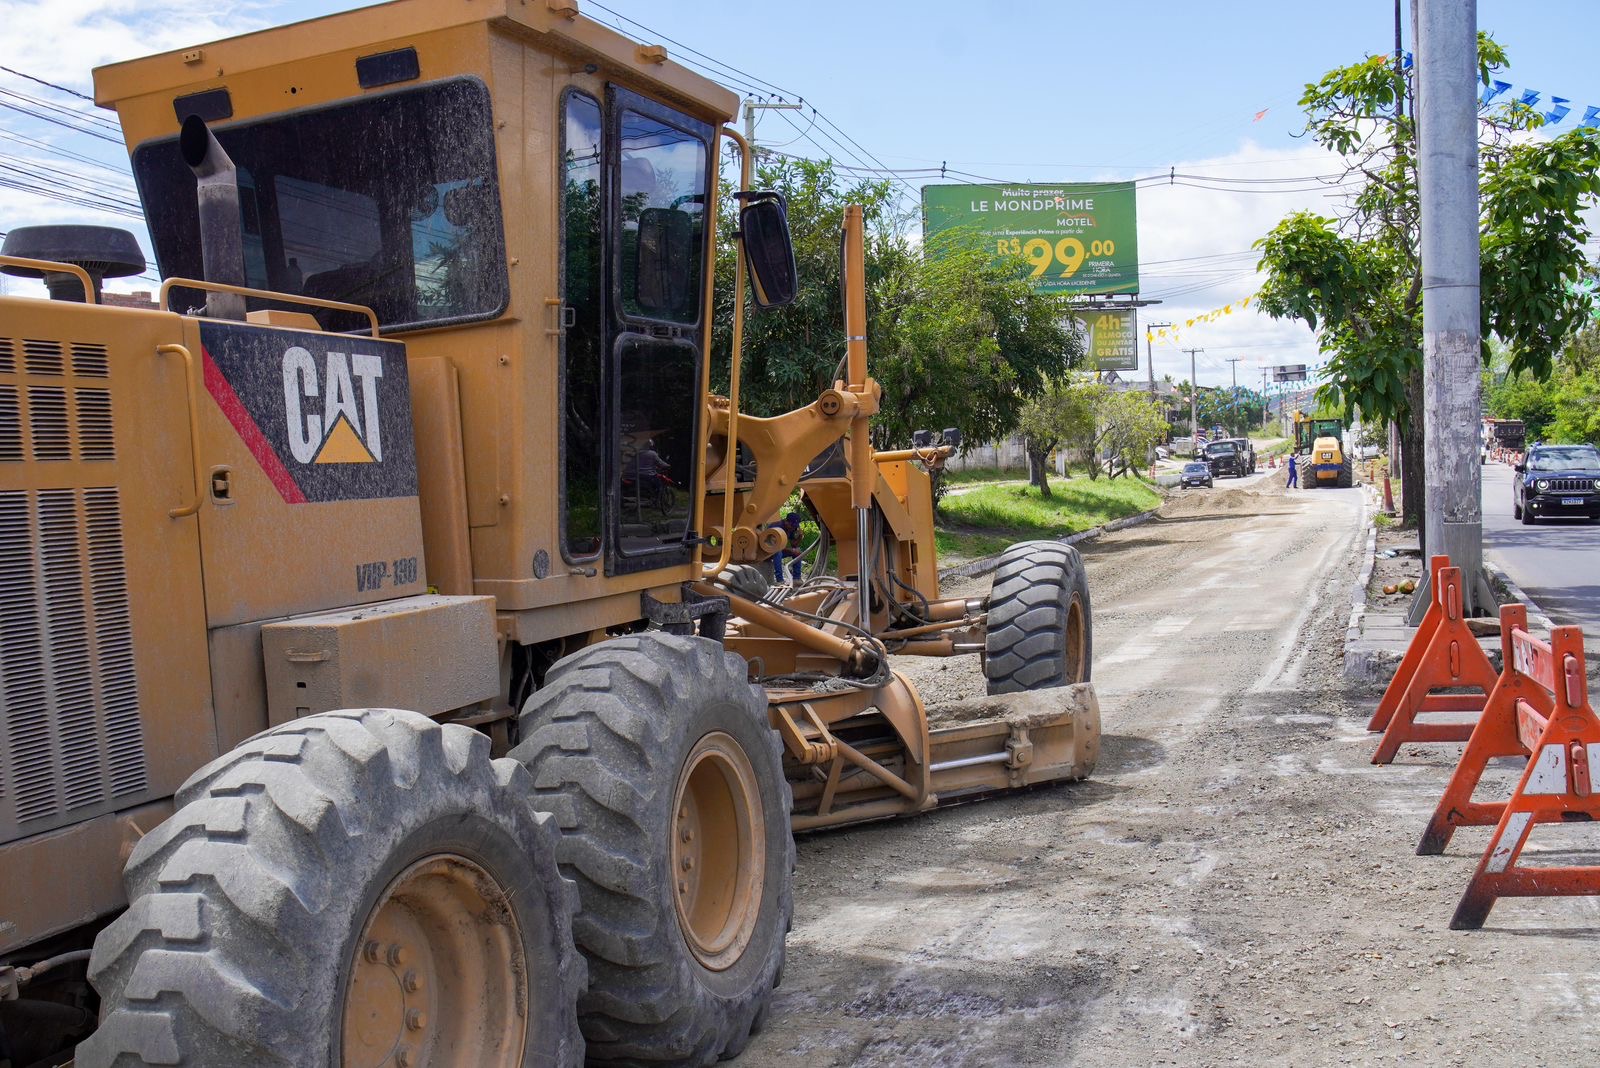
(1416, 0), (1486, 613)
(1184, 348), (1202, 453)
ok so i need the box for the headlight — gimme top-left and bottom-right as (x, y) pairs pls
(1594, 478), (1600, 490)
(1536, 479), (1550, 492)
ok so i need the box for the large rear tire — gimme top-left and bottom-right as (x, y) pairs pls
(78, 709), (585, 1068)
(985, 540), (1093, 692)
(512, 633), (793, 1066)
(1336, 458), (1353, 488)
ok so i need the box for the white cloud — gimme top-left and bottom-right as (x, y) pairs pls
(1126, 139), (1350, 391)
(0, 0), (269, 87)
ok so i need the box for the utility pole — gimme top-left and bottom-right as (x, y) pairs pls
(1226, 357), (1242, 435)
(1261, 367), (1270, 430)
(1183, 348), (1203, 451)
(742, 97), (803, 157)
(1145, 321), (1173, 399)
(1415, 0), (1487, 615)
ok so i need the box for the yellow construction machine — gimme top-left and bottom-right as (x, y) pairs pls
(0, 2), (1099, 1064)
(1292, 410), (1351, 488)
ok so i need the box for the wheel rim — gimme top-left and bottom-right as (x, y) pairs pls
(671, 731), (765, 971)
(1064, 593), (1088, 683)
(341, 854), (526, 1067)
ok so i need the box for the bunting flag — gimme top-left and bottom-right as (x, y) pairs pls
(1146, 292), (1260, 345)
(1479, 76), (1600, 129)
(1253, 108), (1270, 123)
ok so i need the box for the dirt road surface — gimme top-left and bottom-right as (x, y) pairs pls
(739, 479), (1600, 1067)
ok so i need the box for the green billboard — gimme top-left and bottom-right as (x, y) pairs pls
(921, 182), (1139, 295)
(1086, 308), (1139, 371)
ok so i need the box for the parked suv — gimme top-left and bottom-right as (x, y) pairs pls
(1513, 443), (1600, 524)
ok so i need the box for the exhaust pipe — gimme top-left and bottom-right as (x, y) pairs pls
(179, 114), (246, 320)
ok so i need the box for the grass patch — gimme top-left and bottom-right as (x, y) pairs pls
(937, 476), (1162, 546)
(934, 528), (1015, 560)
(1375, 512), (1396, 528)
(943, 465), (1029, 485)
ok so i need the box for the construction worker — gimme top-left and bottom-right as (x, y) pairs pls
(1286, 452), (1298, 489)
(770, 512), (805, 583)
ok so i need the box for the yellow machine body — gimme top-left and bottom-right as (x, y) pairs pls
(0, 0), (1097, 975)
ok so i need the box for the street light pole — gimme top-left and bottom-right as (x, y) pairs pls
(1145, 321), (1173, 399)
(1226, 356), (1241, 435)
(1183, 347), (1203, 452)
(1415, 0), (1487, 615)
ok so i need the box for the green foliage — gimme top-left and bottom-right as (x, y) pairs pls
(1485, 326), (1600, 444)
(711, 156), (1084, 449)
(1173, 379), (1266, 435)
(1254, 35), (1600, 430)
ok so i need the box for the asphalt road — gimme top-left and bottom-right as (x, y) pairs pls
(738, 480), (1600, 1066)
(1481, 460), (1600, 633)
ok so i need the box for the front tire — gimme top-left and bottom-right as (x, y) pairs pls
(986, 540), (1093, 692)
(1522, 505), (1536, 525)
(79, 709), (585, 1068)
(512, 633), (793, 1066)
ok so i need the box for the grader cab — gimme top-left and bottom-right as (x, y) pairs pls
(0, 1), (1099, 1064)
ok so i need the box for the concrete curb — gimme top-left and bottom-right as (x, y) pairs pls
(1484, 558), (1557, 634)
(1341, 493), (1380, 681)
(938, 505), (1163, 584)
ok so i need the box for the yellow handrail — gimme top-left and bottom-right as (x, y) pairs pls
(156, 343), (205, 518)
(0, 255), (97, 304)
(158, 277), (380, 337)
(700, 126), (753, 579)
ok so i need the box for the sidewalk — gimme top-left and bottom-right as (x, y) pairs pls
(1342, 509), (1555, 685)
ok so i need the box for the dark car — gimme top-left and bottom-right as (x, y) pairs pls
(1513, 443), (1600, 524)
(1180, 461), (1213, 488)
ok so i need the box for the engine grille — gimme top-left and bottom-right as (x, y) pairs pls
(1543, 478), (1596, 495)
(0, 337), (116, 465)
(0, 489), (147, 826)
(0, 335), (142, 835)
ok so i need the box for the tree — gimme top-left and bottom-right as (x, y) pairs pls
(1253, 36), (1600, 540)
(1017, 376), (1098, 496)
(711, 157), (1083, 449)
(1485, 325), (1600, 444)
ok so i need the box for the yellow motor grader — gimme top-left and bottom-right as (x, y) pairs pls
(0, 1), (1098, 1064)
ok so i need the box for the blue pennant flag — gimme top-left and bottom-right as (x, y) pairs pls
(1481, 79), (1513, 106)
(1545, 96), (1572, 124)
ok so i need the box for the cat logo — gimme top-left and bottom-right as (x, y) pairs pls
(199, 321), (418, 504)
(282, 347), (385, 465)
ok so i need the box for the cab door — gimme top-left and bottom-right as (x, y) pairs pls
(602, 86), (713, 577)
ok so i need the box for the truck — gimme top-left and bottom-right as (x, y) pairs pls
(0, 2), (1101, 1064)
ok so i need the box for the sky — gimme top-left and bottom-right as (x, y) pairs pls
(1, 0), (1596, 392)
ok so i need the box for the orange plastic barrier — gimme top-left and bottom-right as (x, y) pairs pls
(1418, 614), (1600, 929)
(1368, 556), (1497, 764)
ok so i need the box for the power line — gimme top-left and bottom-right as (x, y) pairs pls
(0, 65), (94, 103)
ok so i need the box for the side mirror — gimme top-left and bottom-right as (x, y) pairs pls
(1514, 463), (1526, 473)
(634, 207), (695, 316)
(737, 191), (797, 308)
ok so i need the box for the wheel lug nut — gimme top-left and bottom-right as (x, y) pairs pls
(406, 1009), (427, 1031)
(681, 856), (693, 871)
(681, 829), (692, 843)
(387, 943), (409, 967)
(678, 806), (688, 820)
(678, 880), (687, 895)
(396, 1047), (414, 1067)
(362, 940), (382, 963)
(403, 969), (423, 993)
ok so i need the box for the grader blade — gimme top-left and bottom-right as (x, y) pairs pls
(925, 683), (1100, 802)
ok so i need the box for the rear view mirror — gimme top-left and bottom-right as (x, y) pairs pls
(635, 207), (695, 316)
(738, 192), (797, 308)
(1514, 463), (1526, 472)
